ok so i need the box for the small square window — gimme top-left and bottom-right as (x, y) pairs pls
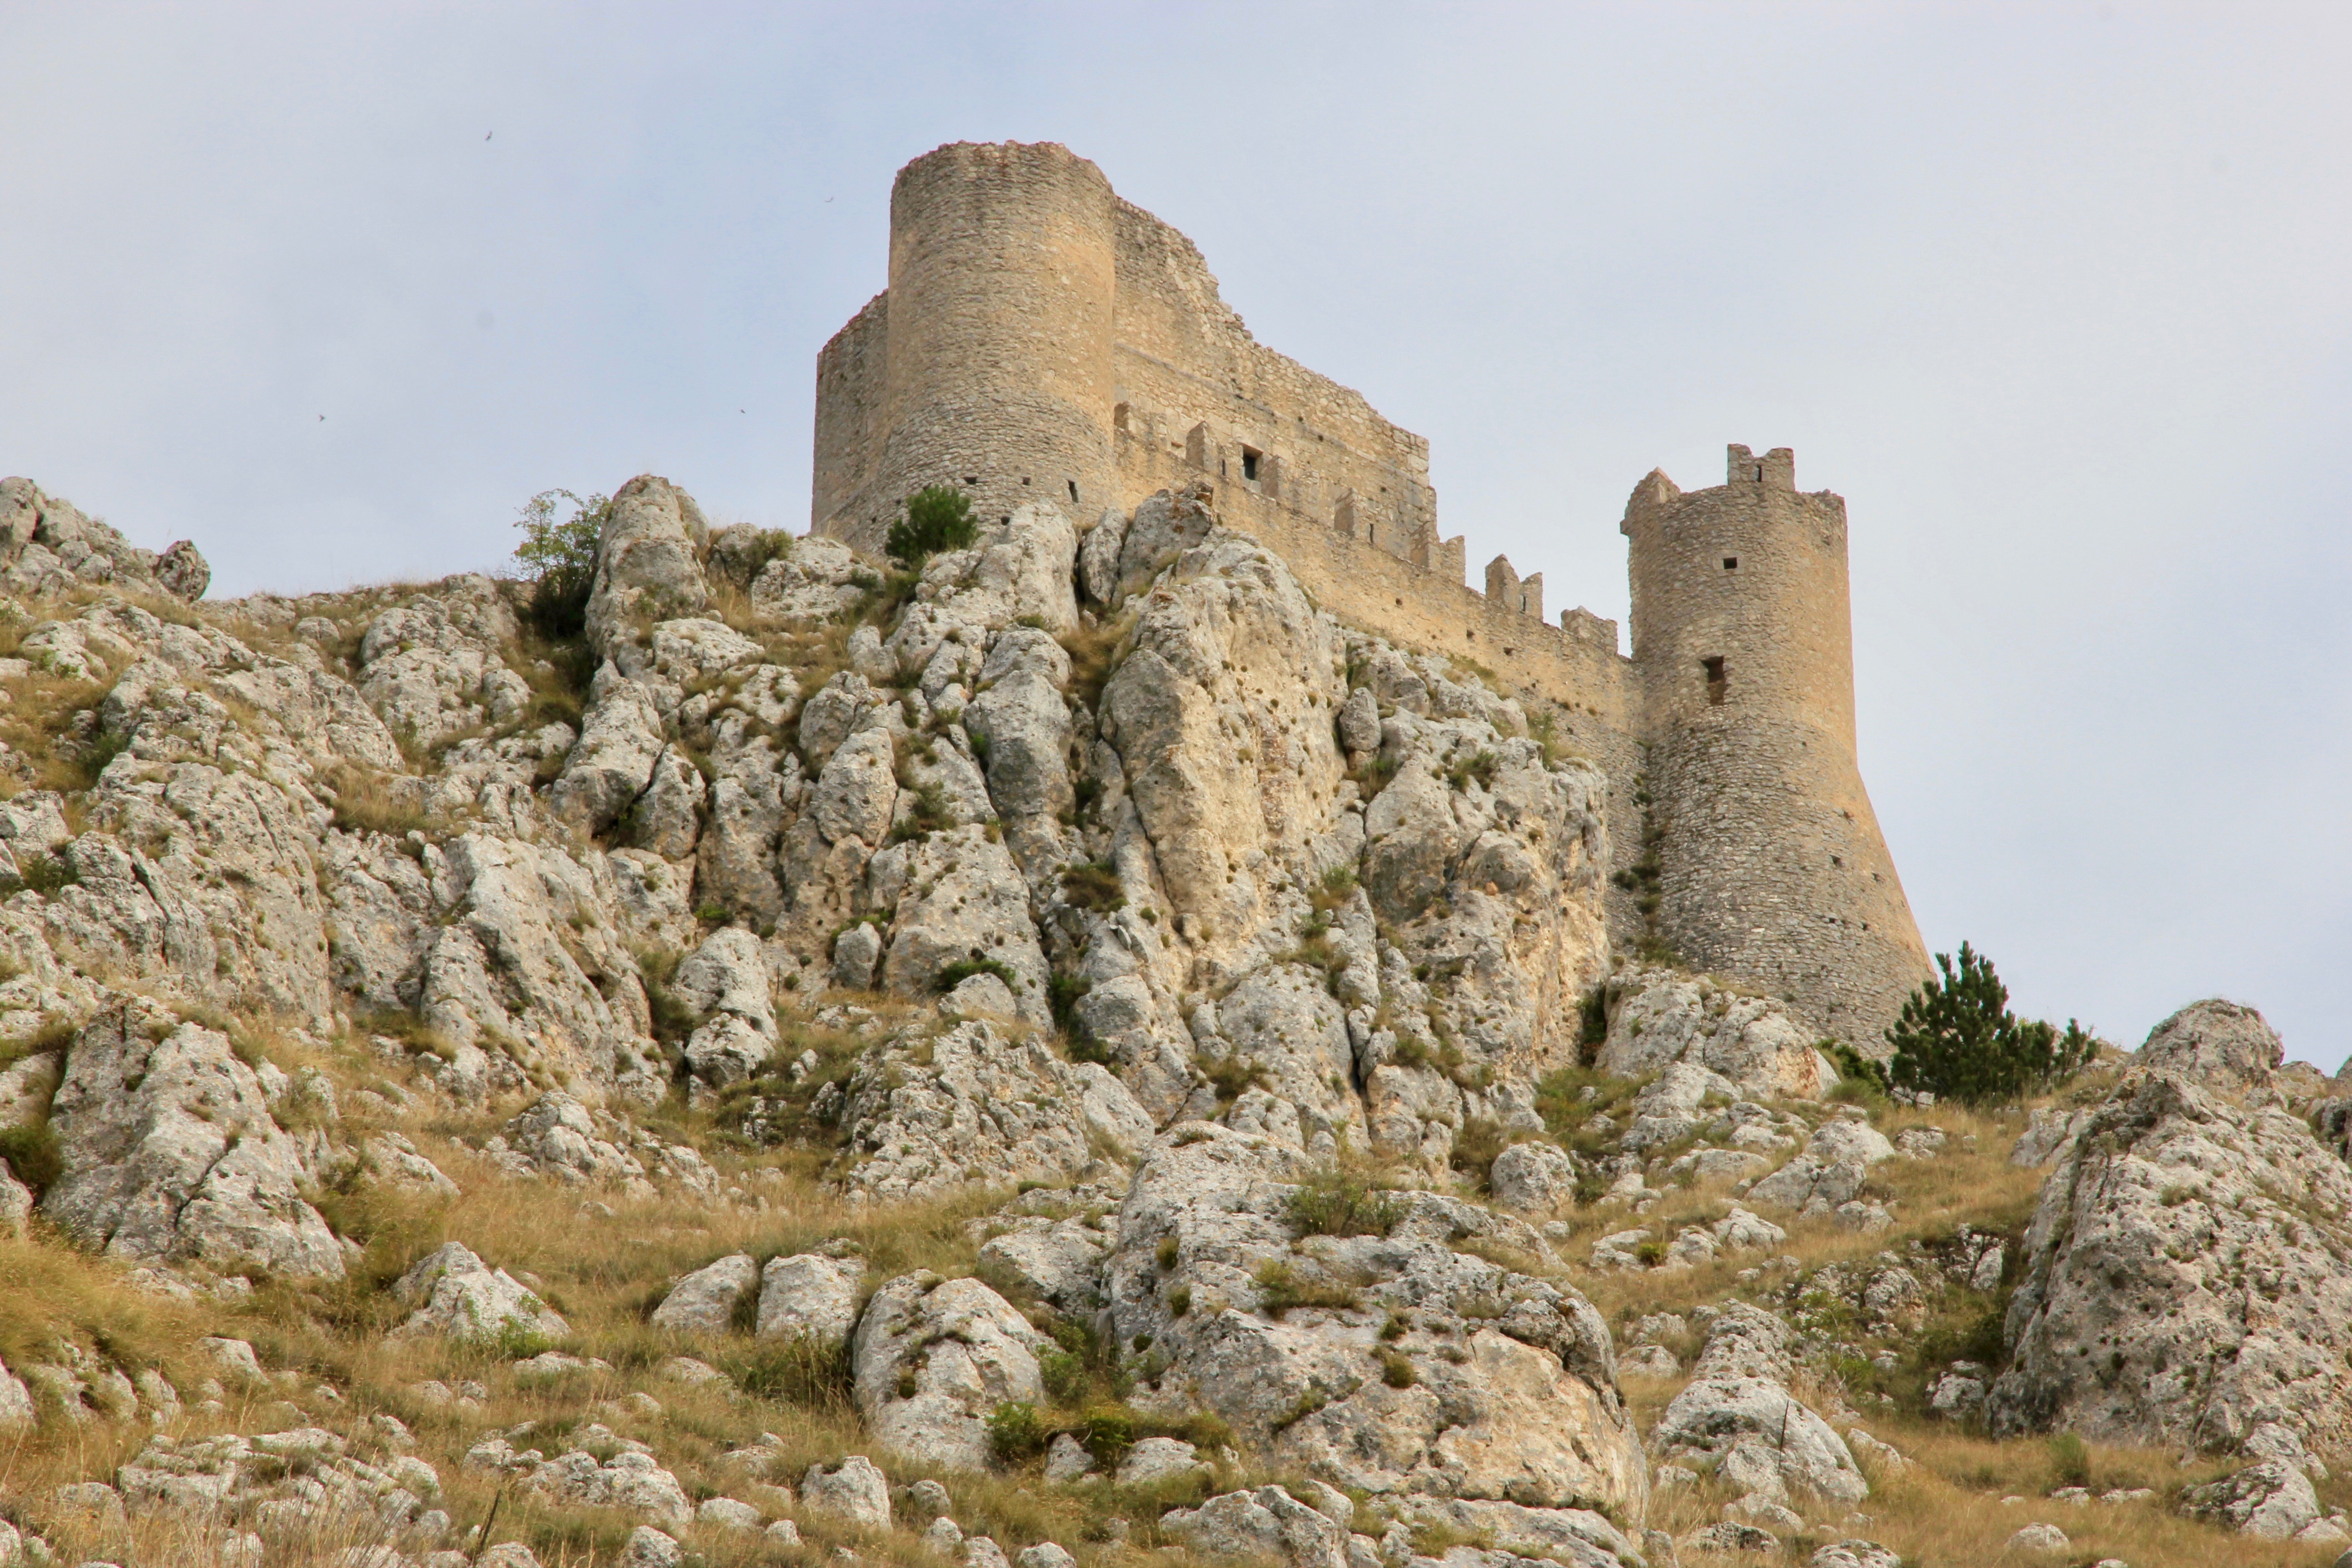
(1240, 446), (1262, 481)
(1723, 557), (1738, 570)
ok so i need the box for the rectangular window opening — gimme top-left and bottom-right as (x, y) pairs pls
(1702, 656), (1727, 705)
(1723, 556), (1738, 570)
(1240, 446), (1262, 481)
(1067, 480), (1079, 504)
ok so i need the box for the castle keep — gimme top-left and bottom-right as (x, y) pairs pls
(813, 140), (1928, 1048)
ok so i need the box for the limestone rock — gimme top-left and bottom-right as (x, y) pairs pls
(1160, 1486), (1349, 1568)
(872, 827), (1049, 1025)
(757, 1252), (866, 1348)
(2180, 1459), (2321, 1539)
(1597, 970), (1838, 1100)
(2134, 997), (2283, 1095)
(753, 534), (866, 624)
(800, 1455), (892, 1526)
(1488, 1142), (1578, 1214)
(1101, 1127), (1644, 1517)
(2005, 1523), (2069, 1553)
(1650, 1306), (1867, 1507)
(155, 539), (210, 601)
(1989, 1031), (2352, 1461)
(390, 1242), (569, 1344)
(40, 1003), (345, 1279)
(1808, 1544), (1900, 1568)
(585, 475), (711, 664)
(836, 1017), (1151, 1204)
(1746, 1115), (1895, 1216)
(850, 1273), (1048, 1470)
(651, 1254), (759, 1334)
(549, 665), (668, 838)
(978, 1217), (1110, 1316)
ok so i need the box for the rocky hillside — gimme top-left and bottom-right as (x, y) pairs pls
(0, 472), (2347, 1568)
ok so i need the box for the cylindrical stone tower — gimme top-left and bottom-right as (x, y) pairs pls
(833, 141), (1117, 554)
(1622, 445), (1928, 1051)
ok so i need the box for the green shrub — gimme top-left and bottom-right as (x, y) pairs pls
(0, 1122), (62, 1194)
(936, 956), (1017, 994)
(886, 485), (979, 567)
(1058, 860), (1125, 913)
(987, 1400), (1048, 1464)
(1253, 1260), (1361, 1318)
(1379, 1349), (1418, 1388)
(2047, 1431), (2091, 1489)
(1286, 1170), (1404, 1239)
(1885, 942), (2095, 1106)
(512, 489), (612, 639)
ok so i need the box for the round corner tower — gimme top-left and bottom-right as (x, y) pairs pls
(816, 141), (1119, 554)
(1622, 444), (1929, 1051)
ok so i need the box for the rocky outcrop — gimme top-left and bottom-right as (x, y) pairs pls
(1990, 1001), (2352, 1461)
(834, 1018), (1152, 1204)
(0, 477), (206, 599)
(1100, 1126), (1646, 1517)
(1597, 969), (1838, 1100)
(40, 1002), (344, 1279)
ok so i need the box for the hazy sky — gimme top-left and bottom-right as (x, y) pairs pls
(5, 3), (2347, 1069)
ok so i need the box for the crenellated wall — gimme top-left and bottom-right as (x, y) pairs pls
(809, 141), (1929, 1048)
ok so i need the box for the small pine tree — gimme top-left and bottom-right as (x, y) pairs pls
(885, 484), (978, 566)
(512, 488), (612, 638)
(1885, 941), (2095, 1105)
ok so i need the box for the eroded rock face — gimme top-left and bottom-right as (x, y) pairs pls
(41, 1003), (344, 1279)
(1991, 1006), (2352, 1461)
(1100, 1127), (1646, 1518)
(1597, 970), (1837, 1100)
(835, 1018), (1152, 1204)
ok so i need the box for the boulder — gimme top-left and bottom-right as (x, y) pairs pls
(757, 1252), (866, 1348)
(1746, 1115), (1895, 1216)
(1160, 1486), (1349, 1568)
(800, 1455), (892, 1526)
(40, 1004), (344, 1278)
(1650, 1306), (1867, 1507)
(390, 1242), (570, 1345)
(650, 1254), (758, 1335)
(2180, 1458), (2322, 1539)
(835, 1017), (1152, 1204)
(850, 1273), (1048, 1470)
(1488, 1142), (1578, 1213)
(155, 539), (210, 601)
(584, 474), (711, 663)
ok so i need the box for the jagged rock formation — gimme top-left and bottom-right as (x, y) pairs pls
(1990, 1001), (2352, 1462)
(0, 467), (2327, 1568)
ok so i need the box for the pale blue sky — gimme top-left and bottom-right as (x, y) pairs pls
(5, 3), (2347, 1068)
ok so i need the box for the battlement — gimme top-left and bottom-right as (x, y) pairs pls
(1727, 443), (1796, 489)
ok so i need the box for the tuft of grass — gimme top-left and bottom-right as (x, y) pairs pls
(1284, 1169), (1404, 1239)
(1252, 1259), (1362, 1318)
(1057, 860), (1125, 913)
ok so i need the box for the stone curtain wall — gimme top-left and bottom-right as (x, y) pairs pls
(1105, 197), (1440, 564)
(1623, 448), (1930, 1048)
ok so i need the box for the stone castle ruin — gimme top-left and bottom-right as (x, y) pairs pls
(813, 140), (1927, 1047)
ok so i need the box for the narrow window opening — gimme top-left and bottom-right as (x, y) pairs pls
(1723, 556), (1738, 570)
(1112, 402), (1131, 432)
(1831, 854), (1844, 868)
(963, 476), (978, 486)
(1020, 476), (1031, 486)
(1067, 480), (1079, 504)
(1702, 656), (1727, 705)
(1755, 465), (1765, 481)
(1240, 446), (1262, 481)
